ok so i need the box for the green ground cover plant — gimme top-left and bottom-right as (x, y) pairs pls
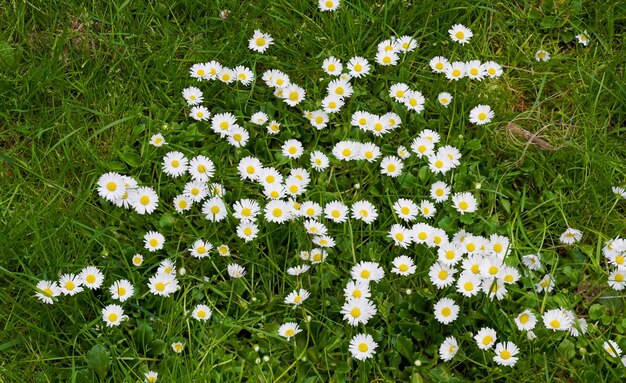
(1, 0), (625, 382)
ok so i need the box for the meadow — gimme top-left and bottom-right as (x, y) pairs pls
(1, 0), (625, 382)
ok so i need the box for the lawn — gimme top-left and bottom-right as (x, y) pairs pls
(1, 0), (625, 382)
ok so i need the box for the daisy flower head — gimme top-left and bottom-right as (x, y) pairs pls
(522, 253), (542, 270)
(182, 86), (203, 105)
(493, 342), (519, 367)
(350, 110), (370, 130)
(567, 312), (588, 337)
(287, 264), (311, 276)
(347, 56), (370, 78)
(322, 94), (344, 114)
(452, 192), (477, 214)
(310, 150), (330, 171)
(248, 30), (273, 53)
(611, 186), (626, 199)
(576, 30), (589, 46)
(285, 288), (310, 306)
(192, 304), (212, 321)
(211, 112), (238, 137)
(490, 234), (511, 259)
(429, 227), (449, 248)
(324, 201), (349, 223)
(217, 244), (230, 257)
(445, 61), (466, 81)
(465, 60), (486, 80)
(344, 280), (371, 300)
(351, 200), (378, 224)
(359, 142), (381, 162)
(559, 227), (583, 245)
(469, 104), (494, 125)
(232, 198), (261, 221)
(438, 92), (453, 107)
(162, 151), (189, 178)
(410, 137), (435, 158)
(327, 79), (353, 99)
(226, 126), (249, 148)
(130, 186), (159, 215)
(341, 297), (377, 326)
(283, 84), (306, 106)
(608, 269), (626, 291)
(543, 308), (573, 331)
(183, 181), (208, 203)
(430, 181), (451, 203)
(380, 155), (403, 177)
(500, 266), (520, 284)
(375, 50), (399, 66)
(308, 109), (328, 130)
(79, 266), (104, 290)
(310, 248), (328, 264)
(190, 63), (209, 80)
(389, 83), (409, 102)
(404, 90), (425, 112)
(429, 56), (449, 73)
(238, 156), (263, 181)
(145, 371), (158, 383)
(189, 239), (212, 259)
(227, 263), (246, 278)
(351, 261), (384, 283)
(313, 235), (335, 248)
(603, 340), (622, 358)
(204, 60), (222, 80)
(319, 0), (340, 11)
(349, 333), (378, 361)
(413, 222), (433, 245)
(474, 327), (497, 350)
(397, 145), (410, 159)
(131, 254), (143, 266)
(434, 297), (459, 324)
(322, 56), (342, 76)
(144, 231), (165, 252)
(201, 197), (227, 222)
(251, 111), (268, 125)
(439, 336), (459, 362)
(282, 139), (304, 159)
(391, 255), (416, 276)
(171, 342), (184, 353)
(149, 133), (166, 147)
(482, 61), (503, 78)
(396, 35), (417, 52)
(393, 198), (419, 222)
(389, 224), (413, 248)
(189, 155), (215, 182)
(536, 273), (555, 293)
(456, 271), (482, 297)
(236, 221), (259, 242)
(278, 322), (302, 340)
(427, 152), (453, 174)
(419, 200), (436, 219)
(535, 49), (550, 62)
(514, 309), (537, 331)
(235, 65), (254, 85)
(264, 199), (292, 224)
(102, 304), (126, 327)
(35, 280), (60, 304)
(449, 24), (473, 45)
(429, 262), (456, 289)
(109, 279), (134, 302)
(189, 105), (210, 121)
(97, 172), (126, 202)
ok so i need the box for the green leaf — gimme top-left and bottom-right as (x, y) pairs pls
(85, 344), (111, 380)
(74, 368), (94, 383)
(133, 321), (154, 350)
(588, 304), (605, 320)
(159, 213), (176, 228)
(557, 339), (575, 361)
(465, 139), (482, 150)
(118, 150), (141, 167)
(148, 339), (166, 356)
(395, 335), (413, 360)
(459, 214), (474, 225)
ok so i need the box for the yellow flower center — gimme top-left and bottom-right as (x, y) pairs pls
(313, 253), (322, 262)
(387, 164), (396, 172)
(351, 308), (361, 318)
(494, 243), (503, 253)
(488, 68), (496, 75)
(488, 266), (498, 275)
(482, 336), (493, 345)
(360, 270), (370, 279)
(197, 164), (206, 173)
(464, 282), (474, 291)
(550, 320), (561, 329)
(441, 307), (451, 317)
(615, 273), (625, 282)
(434, 160), (444, 168)
(256, 37), (266, 46)
(342, 148), (351, 157)
(478, 112), (487, 121)
(401, 207), (410, 215)
(451, 69), (461, 77)
(470, 68), (478, 76)
(418, 232), (427, 240)
(336, 87), (344, 95)
(360, 209), (369, 217)
(197, 310), (206, 318)
(353, 290), (362, 298)
(455, 31), (464, 39)
(504, 275), (514, 283)
(441, 98), (448, 104)
(106, 181), (117, 191)
(272, 208), (283, 217)
(140, 196), (150, 205)
(246, 166), (255, 174)
(435, 62), (444, 70)
(197, 69), (205, 76)
(233, 133), (242, 141)
(315, 116), (324, 124)
(438, 270), (448, 280)
(288, 147), (297, 155)
(459, 201), (469, 210)
(519, 314), (529, 323)
(383, 56), (391, 64)
(354, 63), (363, 72)
(149, 239), (158, 247)
(329, 101), (337, 108)
(243, 227), (252, 236)
(86, 275), (96, 284)
(289, 92), (299, 101)
(395, 233), (404, 241)
(616, 255), (624, 265)
(328, 63), (336, 71)
(294, 296), (302, 303)
(358, 343), (369, 352)
(118, 287), (126, 296)
(331, 210), (341, 218)
(409, 98), (418, 106)
(359, 118), (367, 125)
(108, 313), (118, 322)
(171, 159), (180, 167)
(44, 288), (53, 296)
(210, 206), (220, 214)
(500, 350), (511, 359)
(471, 264), (480, 274)
(285, 329), (295, 337)
(399, 264), (409, 272)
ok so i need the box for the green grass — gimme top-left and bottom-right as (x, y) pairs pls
(1, 0), (626, 381)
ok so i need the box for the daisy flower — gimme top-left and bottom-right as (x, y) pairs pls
(389, 224), (413, 248)
(396, 35), (417, 52)
(318, 0), (340, 11)
(287, 264), (310, 276)
(351, 200), (378, 224)
(410, 137), (435, 158)
(493, 342), (519, 367)
(576, 30), (589, 46)
(535, 49), (550, 62)
(456, 271), (482, 297)
(182, 86), (203, 105)
(217, 244), (230, 257)
(603, 340), (622, 358)
(380, 156), (403, 177)
(559, 227), (583, 245)
(201, 197), (228, 222)
(389, 83), (409, 102)
(392, 198), (418, 222)
(144, 371), (158, 383)
(248, 30), (273, 53)
(413, 223), (433, 245)
(346, 56), (370, 78)
(341, 297), (377, 326)
(430, 181), (451, 203)
(284, 289), (310, 306)
(375, 50), (399, 66)
(189, 239), (212, 259)
(204, 60), (222, 80)
(359, 142), (381, 162)
(322, 56), (342, 76)
(522, 253), (542, 270)
(349, 333), (378, 361)
(236, 221), (259, 242)
(238, 156), (263, 181)
(445, 61), (466, 81)
(608, 269), (626, 290)
(351, 261), (384, 283)
(322, 94), (344, 113)
(449, 24), (473, 45)
(232, 199), (261, 222)
(344, 280), (371, 300)
(150, 133), (166, 147)
(162, 151), (189, 178)
(283, 84), (306, 106)
(500, 266), (520, 284)
(226, 126), (249, 147)
(97, 172), (126, 202)
(227, 263), (246, 278)
(482, 61), (503, 78)
(171, 342), (184, 353)
(211, 112), (238, 137)
(514, 309), (537, 331)
(433, 297), (459, 324)
(469, 104), (494, 125)
(183, 181), (208, 203)
(310, 150), (330, 170)
(429, 262), (456, 289)
(102, 304), (125, 327)
(251, 111), (268, 125)
(474, 328), (497, 350)
(189, 155), (215, 182)
(324, 201), (349, 223)
(451, 192), (477, 214)
(110, 279), (134, 302)
(189, 106), (210, 121)
(35, 280), (60, 304)
(130, 187), (159, 215)
(144, 231), (165, 252)
(391, 255), (416, 276)
(465, 60), (486, 80)
(313, 235), (335, 248)
(192, 304), (212, 321)
(278, 322), (302, 340)
(611, 186), (626, 199)
(543, 308), (573, 331)
(429, 56), (449, 73)
(404, 90), (425, 112)
(131, 254), (143, 266)
(264, 200), (292, 224)
(327, 79), (353, 98)
(419, 200), (436, 219)
(438, 92), (452, 107)
(439, 336), (459, 361)
(428, 152), (453, 174)
(282, 139), (304, 159)
(235, 65), (254, 85)
(310, 248), (328, 264)
(190, 62), (209, 80)
(300, 201), (322, 219)
(79, 266), (104, 290)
